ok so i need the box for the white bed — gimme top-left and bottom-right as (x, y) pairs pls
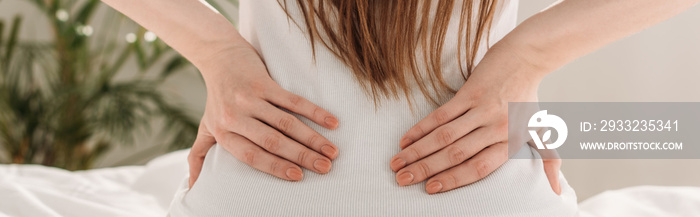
(1, 150), (699, 217)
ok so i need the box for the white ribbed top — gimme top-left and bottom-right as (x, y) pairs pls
(168, 0), (578, 216)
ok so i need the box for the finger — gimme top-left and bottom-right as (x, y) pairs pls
(237, 117), (333, 174)
(218, 132), (305, 181)
(528, 138), (563, 195)
(391, 110), (483, 172)
(264, 87), (339, 130)
(188, 124), (217, 188)
(543, 158), (562, 195)
(253, 101), (339, 159)
(394, 126), (498, 186)
(424, 142), (508, 194)
(399, 97), (471, 149)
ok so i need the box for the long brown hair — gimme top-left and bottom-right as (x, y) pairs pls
(279, 0), (499, 111)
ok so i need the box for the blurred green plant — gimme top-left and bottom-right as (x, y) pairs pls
(0, 0), (238, 170)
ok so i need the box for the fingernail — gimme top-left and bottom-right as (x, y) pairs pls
(321, 145), (338, 159)
(397, 171), (414, 186)
(427, 181), (443, 194)
(556, 183), (562, 195)
(390, 157), (406, 171)
(324, 117), (339, 128)
(400, 137), (412, 149)
(313, 159), (332, 173)
(286, 168), (303, 181)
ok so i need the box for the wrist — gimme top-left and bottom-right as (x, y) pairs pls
(489, 37), (552, 82)
(462, 41), (544, 105)
(195, 40), (258, 84)
(469, 39), (548, 89)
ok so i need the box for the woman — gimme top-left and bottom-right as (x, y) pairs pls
(103, 0), (698, 216)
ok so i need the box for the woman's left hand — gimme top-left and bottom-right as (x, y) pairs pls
(389, 42), (562, 195)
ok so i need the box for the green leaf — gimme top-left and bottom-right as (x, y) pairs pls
(101, 45), (131, 84)
(160, 56), (189, 80)
(2, 16), (21, 73)
(143, 42), (166, 71)
(48, 0), (59, 15)
(74, 0), (99, 25)
(133, 38), (147, 70)
(153, 100), (198, 150)
(0, 20), (5, 55)
(0, 93), (19, 156)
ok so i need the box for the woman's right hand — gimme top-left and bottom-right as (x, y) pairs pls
(187, 45), (340, 188)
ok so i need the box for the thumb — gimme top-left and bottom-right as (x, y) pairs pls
(527, 128), (563, 195)
(188, 123), (217, 189)
(542, 158), (562, 195)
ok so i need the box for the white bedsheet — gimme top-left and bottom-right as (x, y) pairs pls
(1, 150), (699, 217)
(0, 150), (189, 217)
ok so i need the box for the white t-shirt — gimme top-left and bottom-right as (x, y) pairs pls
(168, 0), (578, 216)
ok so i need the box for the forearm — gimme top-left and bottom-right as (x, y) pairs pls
(101, 0), (248, 73)
(495, 0), (699, 78)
